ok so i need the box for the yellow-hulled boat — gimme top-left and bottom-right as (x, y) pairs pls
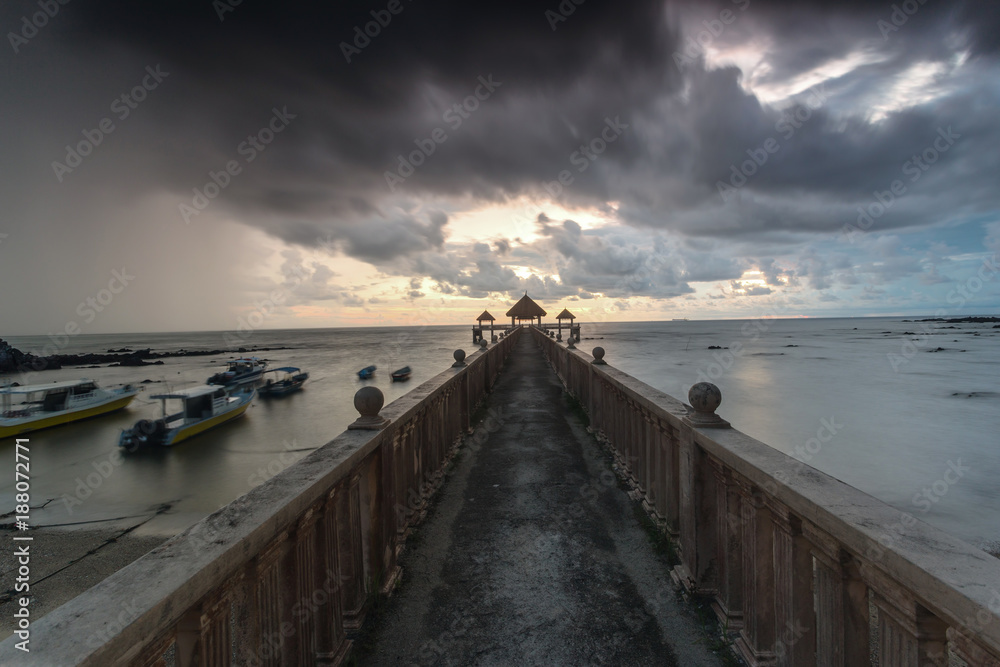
(118, 384), (253, 448)
(0, 380), (141, 439)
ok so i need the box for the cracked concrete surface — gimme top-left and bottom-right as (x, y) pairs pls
(360, 335), (726, 666)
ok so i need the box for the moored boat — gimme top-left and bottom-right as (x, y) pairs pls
(259, 367), (308, 397)
(1, 380), (141, 439)
(357, 365), (376, 379)
(390, 366), (411, 381)
(207, 357), (267, 386)
(118, 385), (253, 448)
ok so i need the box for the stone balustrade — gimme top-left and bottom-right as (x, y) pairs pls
(531, 326), (1000, 667)
(0, 327), (522, 666)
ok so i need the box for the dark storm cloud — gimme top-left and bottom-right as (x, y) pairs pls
(2, 0), (998, 285)
(4, 0), (678, 259)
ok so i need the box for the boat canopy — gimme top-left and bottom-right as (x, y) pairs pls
(0, 379), (97, 394)
(150, 385), (227, 400)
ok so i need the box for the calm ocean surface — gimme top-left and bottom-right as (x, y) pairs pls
(1, 317), (997, 549)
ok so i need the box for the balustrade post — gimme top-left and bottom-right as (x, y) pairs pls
(867, 571), (949, 667)
(412, 409), (427, 517)
(642, 412), (658, 518)
(735, 481), (776, 666)
(232, 565), (261, 665)
(255, 534), (290, 667)
(769, 502), (816, 667)
(806, 526), (870, 666)
(392, 427), (409, 551)
(290, 507), (322, 665)
(659, 419), (680, 536)
(174, 589), (231, 667)
(629, 400), (642, 489)
(338, 475), (367, 631)
(316, 490), (350, 666)
(673, 426), (719, 595)
(709, 459), (743, 630)
(587, 370), (599, 432)
(372, 441), (401, 596)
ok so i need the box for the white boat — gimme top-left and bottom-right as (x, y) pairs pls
(207, 357), (267, 386)
(259, 367), (308, 397)
(0, 379), (140, 439)
(118, 384), (253, 448)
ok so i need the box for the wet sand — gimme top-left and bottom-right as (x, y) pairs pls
(0, 526), (166, 641)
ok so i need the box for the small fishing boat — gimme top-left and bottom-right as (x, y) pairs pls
(118, 385), (253, 448)
(357, 365), (376, 379)
(390, 366), (411, 382)
(1, 380), (141, 438)
(259, 367), (309, 397)
(207, 357), (267, 386)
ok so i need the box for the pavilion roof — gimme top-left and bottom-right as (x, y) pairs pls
(505, 293), (547, 319)
(476, 310), (496, 321)
(556, 308), (576, 320)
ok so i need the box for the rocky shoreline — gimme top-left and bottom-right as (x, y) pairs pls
(0, 338), (291, 376)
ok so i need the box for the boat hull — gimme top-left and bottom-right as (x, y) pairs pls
(165, 399), (251, 445)
(207, 370), (264, 386)
(0, 392), (137, 439)
(259, 382), (305, 397)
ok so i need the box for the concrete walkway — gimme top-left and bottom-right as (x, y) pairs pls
(360, 335), (726, 666)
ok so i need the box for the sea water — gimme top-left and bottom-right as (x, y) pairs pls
(1, 317), (997, 549)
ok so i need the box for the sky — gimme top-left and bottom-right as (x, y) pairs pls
(1, 0), (999, 334)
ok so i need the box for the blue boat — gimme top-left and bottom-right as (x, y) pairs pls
(357, 365), (376, 379)
(391, 366), (411, 381)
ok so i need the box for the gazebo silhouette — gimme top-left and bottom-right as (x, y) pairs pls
(505, 293), (546, 328)
(555, 308), (576, 341)
(473, 310), (496, 344)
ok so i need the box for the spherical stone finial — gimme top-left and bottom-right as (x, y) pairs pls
(479, 339), (488, 349)
(592, 346), (607, 365)
(349, 386), (389, 430)
(491, 334), (498, 342)
(686, 382), (730, 428)
(452, 349), (467, 367)
(689, 382), (721, 414)
(354, 385), (384, 416)
(567, 337), (576, 349)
